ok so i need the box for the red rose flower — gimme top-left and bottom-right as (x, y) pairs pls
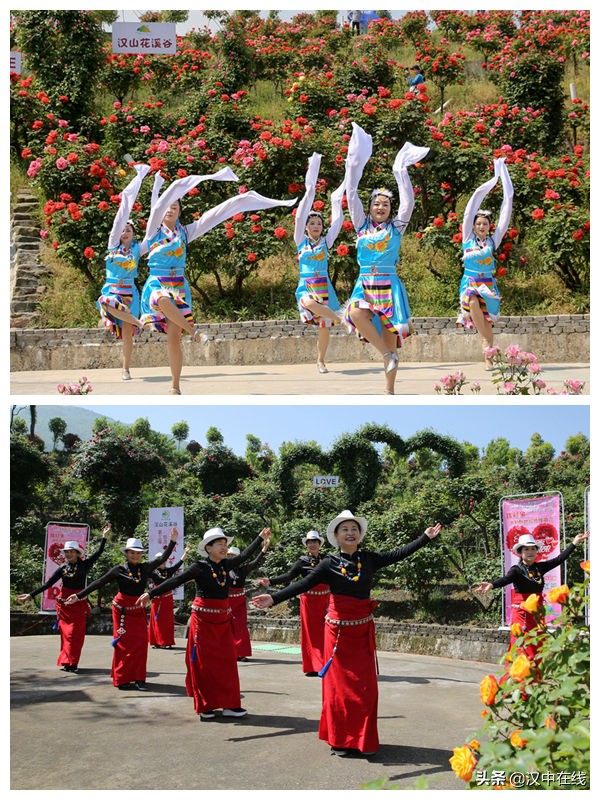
(531, 208), (545, 220)
(83, 247), (95, 259)
(274, 227), (288, 240)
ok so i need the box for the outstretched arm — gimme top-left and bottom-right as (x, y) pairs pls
(392, 142), (430, 231)
(491, 159), (514, 249)
(108, 163), (151, 249)
(344, 122), (372, 231)
(462, 168), (498, 245)
(142, 166), (239, 246)
(184, 190), (296, 243)
(294, 152), (322, 246)
(324, 177), (346, 249)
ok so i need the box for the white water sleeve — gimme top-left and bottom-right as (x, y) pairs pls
(108, 163), (151, 249)
(184, 191), (297, 243)
(492, 159), (514, 249)
(324, 177), (346, 250)
(392, 142), (430, 231)
(142, 166), (239, 246)
(294, 152), (322, 246)
(344, 122), (373, 231)
(462, 170), (499, 245)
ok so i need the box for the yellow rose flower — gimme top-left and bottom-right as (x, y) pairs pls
(545, 716), (557, 730)
(547, 584), (570, 604)
(520, 594), (541, 613)
(580, 560), (590, 573)
(449, 744), (477, 782)
(510, 730), (527, 748)
(468, 739), (480, 752)
(479, 674), (499, 706)
(509, 653), (531, 682)
(510, 623), (523, 637)
(481, 709), (488, 718)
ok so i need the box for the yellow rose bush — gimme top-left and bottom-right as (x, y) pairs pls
(449, 575), (589, 789)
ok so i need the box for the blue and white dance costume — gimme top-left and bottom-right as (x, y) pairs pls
(294, 153), (344, 327)
(457, 158), (513, 330)
(343, 123), (429, 346)
(139, 171), (297, 334)
(97, 163), (150, 339)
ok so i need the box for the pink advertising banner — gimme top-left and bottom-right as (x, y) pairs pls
(41, 522), (89, 613)
(501, 493), (563, 627)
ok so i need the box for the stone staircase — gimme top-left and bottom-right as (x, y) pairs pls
(10, 191), (46, 328)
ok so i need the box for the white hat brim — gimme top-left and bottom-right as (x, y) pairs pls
(198, 533), (233, 556)
(326, 511), (368, 548)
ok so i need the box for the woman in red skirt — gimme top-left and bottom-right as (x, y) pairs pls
(476, 531), (589, 661)
(226, 536), (270, 662)
(65, 528), (178, 690)
(149, 543), (191, 649)
(258, 530), (329, 676)
(18, 524), (109, 673)
(252, 510), (441, 757)
(138, 526), (270, 720)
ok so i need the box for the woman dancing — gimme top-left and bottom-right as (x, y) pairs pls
(343, 123), (429, 394)
(476, 530), (589, 661)
(293, 152), (345, 374)
(140, 169), (296, 394)
(226, 534), (270, 662)
(97, 163), (150, 380)
(252, 510), (441, 756)
(457, 157), (513, 369)
(17, 523), (109, 673)
(148, 542), (191, 649)
(258, 530), (329, 676)
(137, 527), (270, 719)
(65, 527), (179, 690)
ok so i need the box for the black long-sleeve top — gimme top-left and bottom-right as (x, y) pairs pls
(490, 544), (576, 593)
(227, 549), (265, 589)
(29, 538), (107, 596)
(75, 540), (176, 599)
(149, 559), (184, 589)
(268, 553), (327, 587)
(149, 535), (264, 600)
(270, 533), (431, 604)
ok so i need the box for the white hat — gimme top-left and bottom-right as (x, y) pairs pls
(198, 527), (233, 556)
(303, 530), (324, 544)
(61, 541), (84, 554)
(227, 545), (241, 556)
(326, 510), (368, 548)
(512, 533), (541, 555)
(122, 537), (145, 553)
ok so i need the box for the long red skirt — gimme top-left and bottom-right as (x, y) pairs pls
(148, 594), (175, 647)
(300, 585), (329, 673)
(56, 587), (90, 667)
(229, 590), (251, 659)
(510, 591), (544, 661)
(319, 595), (379, 753)
(185, 598), (241, 714)
(111, 592), (149, 686)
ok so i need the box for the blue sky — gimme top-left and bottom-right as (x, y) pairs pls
(85, 401), (589, 456)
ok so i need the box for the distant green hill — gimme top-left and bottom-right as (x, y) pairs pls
(11, 405), (117, 449)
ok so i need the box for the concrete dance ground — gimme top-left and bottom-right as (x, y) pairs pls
(10, 359), (589, 396)
(11, 634), (494, 791)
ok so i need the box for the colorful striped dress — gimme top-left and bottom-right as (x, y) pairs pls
(98, 242), (141, 339)
(295, 236), (340, 326)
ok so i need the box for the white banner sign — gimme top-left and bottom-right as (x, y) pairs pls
(10, 51), (22, 74)
(112, 22), (177, 54)
(312, 476), (340, 488)
(148, 507), (184, 600)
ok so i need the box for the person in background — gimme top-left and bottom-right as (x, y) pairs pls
(258, 530), (329, 676)
(65, 527), (179, 690)
(17, 523), (110, 673)
(226, 534), (270, 661)
(149, 543), (191, 649)
(407, 64), (425, 91)
(349, 9), (362, 34)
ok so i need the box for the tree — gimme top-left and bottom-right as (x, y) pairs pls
(205, 426), (224, 445)
(29, 405), (37, 438)
(172, 422), (190, 449)
(48, 417), (67, 451)
(10, 432), (50, 524)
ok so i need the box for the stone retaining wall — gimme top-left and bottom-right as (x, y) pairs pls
(10, 314), (590, 371)
(10, 611), (509, 663)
